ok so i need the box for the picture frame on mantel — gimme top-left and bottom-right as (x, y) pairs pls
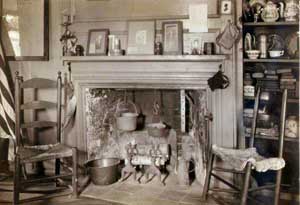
(86, 29), (109, 56)
(0, 0), (49, 61)
(162, 21), (183, 55)
(127, 21), (155, 55)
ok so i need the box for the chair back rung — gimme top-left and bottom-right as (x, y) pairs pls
(21, 78), (57, 89)
(21, 121), (57, 129)
(21, 101), (57, 110)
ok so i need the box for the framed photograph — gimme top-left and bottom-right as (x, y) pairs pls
(162, 21), (183, 55)
(127, 21), (155, 55)
(220, 0), (232, 15)
(86, 29), (109, 56)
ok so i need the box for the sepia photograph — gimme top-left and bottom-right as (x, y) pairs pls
(127, 21), (155, 55)
(86, 29), (109, 55)
(162, 21), (183, 55)
(0, 0), (299, 204)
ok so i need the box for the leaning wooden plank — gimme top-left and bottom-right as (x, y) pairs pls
(19, 190), (72, 204)
(21, 78), (57, 88)
(248, 184), (276, 192)
(210, 188), (239, 194)
(21, 101), (57, 110)
(211, 173), (240, 191)
(213, 167), (245, 174)
(0, 199), (12, 203)
(21, 186), (69, 194)
(21, 173), (73, 185)
(21, 121), (57, 128)
(0, 187), (12, 192)
(21, 145), (73, 164)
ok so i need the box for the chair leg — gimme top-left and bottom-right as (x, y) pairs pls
(202, 152), (215, 200)
(55, 158), (60, 186)
(274, 169), (282, 205)
(72, 147), (78, 198)
(55, 159), (60, 176)
(13, 155), (20, 205)
(240, 163), (251, 205)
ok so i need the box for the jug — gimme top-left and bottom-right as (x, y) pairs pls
(261, 1), (279, 22)
(284, 0), (299, 22)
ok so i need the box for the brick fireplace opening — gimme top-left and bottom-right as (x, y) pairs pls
(85, 88), (209, 184)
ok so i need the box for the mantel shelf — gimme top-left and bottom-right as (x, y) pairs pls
(62, 55), (228, 64)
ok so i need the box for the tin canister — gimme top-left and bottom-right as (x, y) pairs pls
(259, 34), (267, 58)
(203, 42), (215, 55)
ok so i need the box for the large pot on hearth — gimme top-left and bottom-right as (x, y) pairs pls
(85, 158), (121, 185)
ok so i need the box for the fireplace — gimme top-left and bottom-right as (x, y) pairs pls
(62, 55), (233, 184)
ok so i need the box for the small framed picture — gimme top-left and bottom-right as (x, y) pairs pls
(87, 29), (109, 56)
(162, 21), (183, 55)
(127, 21), (155, 55)
(220, 0), (232, 15)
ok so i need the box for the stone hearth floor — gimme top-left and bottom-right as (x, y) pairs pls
(81, 173), (218, 205)
(0, 173), (217, 205)
(1, 173), (294, 204)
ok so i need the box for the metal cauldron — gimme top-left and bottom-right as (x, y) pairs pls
(85, 158), (120, 185)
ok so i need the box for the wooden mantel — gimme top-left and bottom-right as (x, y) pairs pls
(62, 55), (228, 90)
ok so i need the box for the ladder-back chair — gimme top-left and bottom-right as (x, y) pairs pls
(13, 72), (78, 204)
(202, 87), (287, 205)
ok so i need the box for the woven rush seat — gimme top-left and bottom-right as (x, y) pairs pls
(212, 144), (285, 172)
(18, 144), (73, 164)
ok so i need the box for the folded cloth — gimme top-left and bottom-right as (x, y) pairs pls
(212, 144), (285, 172)
(254, 158), (285, 172)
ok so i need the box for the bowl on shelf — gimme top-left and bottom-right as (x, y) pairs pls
(246, 50), (260, 59)
(269, 50), (284, 58)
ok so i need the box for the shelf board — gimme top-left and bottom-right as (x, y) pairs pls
(287, 98), (299, 104)
(244, 96), (299, 104)
(244, 59), (299, 63)
(62, 55), (228, 64)
(245, 134), (299, 142)
(244, 21), (299, 27)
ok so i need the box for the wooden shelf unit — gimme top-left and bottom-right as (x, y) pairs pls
(242, 0), (299, 193)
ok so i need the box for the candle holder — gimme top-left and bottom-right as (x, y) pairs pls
(60, 15), (78, 56)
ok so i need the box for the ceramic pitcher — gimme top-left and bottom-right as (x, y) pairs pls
(261, 1), (279, 22)
(284, 0), (299, 22)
